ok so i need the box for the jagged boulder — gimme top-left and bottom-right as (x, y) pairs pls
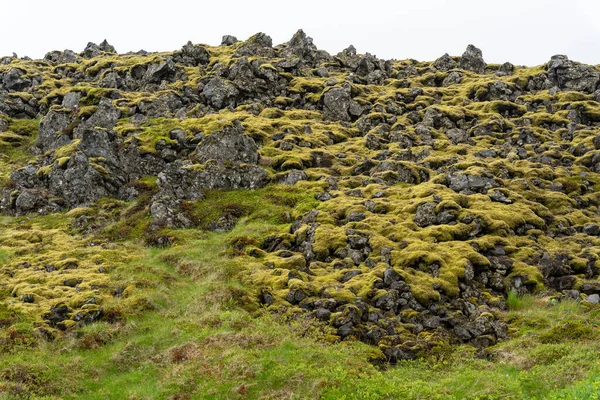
(47, 152), (120, 207)
(36, 109), (73, 152)
(336, 45), (361, 70)
(0, 93), (38, 118)
(74, 99), (120, 137)
(496, 62), (514, 76)
(82, 39), (116, 58)
(203, 76), (239, 109)
(279, 29), (332, 69)
(485, 80), (520, 101)
(434, 53), (457, 72)
(546, 55), (600, 93)
(194, 121), (260, 165)
(323, 85), (352, 122)
(143, 57), (182, 84)
(221, 35), (238, 46)
(460, 44), (486, 74)
(282, 29), (317, 60)
(235, 32), (275, 58)
(44, 50), (78, 64)
(1, 68), (32, 92)
(447, 173), (497, 194)
(173, 41), (210, 66)
(228, 57), (272, 95)
(61, 92), (81, 109)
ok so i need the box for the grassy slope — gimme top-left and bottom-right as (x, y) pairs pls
(0, 199), (599, 399)
(2, 47), (600, 398)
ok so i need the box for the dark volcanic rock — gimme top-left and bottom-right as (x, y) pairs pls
(82, 39), (116, 58)
(323, 85), (352, 122)
(221, 35), (238, 46)
(546, 55), (600, 93)
(447, 173), (497, 194)
(194, 121), (259, 165)
(434, 53), (457, 72)
(174, 41), (210, 66)
(44, 49), (78, 64)
(460, 44), (486, 74)
(36, 109), (73, 152)
(203, 76), (239, 109)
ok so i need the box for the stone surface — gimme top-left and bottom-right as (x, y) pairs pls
(460, 44), (486, 74)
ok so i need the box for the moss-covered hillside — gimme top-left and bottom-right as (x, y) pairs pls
(1, 31), (600, 399)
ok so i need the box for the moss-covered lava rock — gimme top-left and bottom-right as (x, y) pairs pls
(1, 31), (600, 363)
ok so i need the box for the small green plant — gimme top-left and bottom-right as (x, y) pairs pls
(506, 290), (537, 311)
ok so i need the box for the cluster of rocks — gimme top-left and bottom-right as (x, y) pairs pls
(1, 99), (268, 219)
(1, 30), (600, 360)
(260, 207), (514, 360)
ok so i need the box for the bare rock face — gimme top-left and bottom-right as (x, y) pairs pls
(36, 110), (73, 152)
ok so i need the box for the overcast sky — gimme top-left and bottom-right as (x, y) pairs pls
(3, 0), (599, 66)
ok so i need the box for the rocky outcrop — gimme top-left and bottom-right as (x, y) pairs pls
(149, 122), (268, 227)
(434, 53), (457, 72)
(4, 108), (267, 215)
(44, 49), (78, 64)
(323, 86), (352, 122)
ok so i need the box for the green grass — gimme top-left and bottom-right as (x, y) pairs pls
(546, 374), (600, 399)
(1, 173), (599, 399)
(1, 213), (599, 399)
(507, 290), (538, 311)
(186, 184), (321, 229)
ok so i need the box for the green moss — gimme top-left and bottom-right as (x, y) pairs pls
(289, 77), (326, 94)
(53, 139), (81, 159)
(539, 320), (599, 344)
(274, 96), (293, 106)
(312, 225), (347, 261)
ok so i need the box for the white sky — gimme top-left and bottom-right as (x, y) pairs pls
(3, 0), (600, 66)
